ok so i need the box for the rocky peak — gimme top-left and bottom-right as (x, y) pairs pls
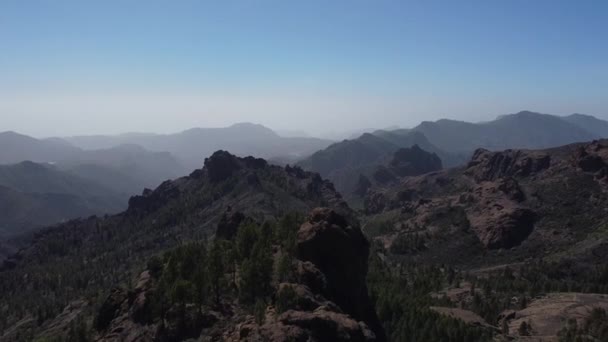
(127, 180), (181, 214)
(574, 141), (608, 174)
(296, 208), (384, 340)
(203, 150), (268, 182)
(389, 144), (443, 177)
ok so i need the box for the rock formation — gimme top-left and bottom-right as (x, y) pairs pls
(96, 208), (385, 342)
(366, 140), (608, 252)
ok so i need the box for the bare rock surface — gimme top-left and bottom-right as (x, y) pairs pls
(505, 293), (608, 340)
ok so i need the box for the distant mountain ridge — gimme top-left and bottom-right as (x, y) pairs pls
(561, 113), (608, 138)
(297, 131), (459, 200)
(0, 131), (186, 190)
(411, 110), (607, 153)
(0, 133), (187, 238)
(0, 161), (127, 238)
(299, 110), (608, 202)
(63, 123), (334, 170)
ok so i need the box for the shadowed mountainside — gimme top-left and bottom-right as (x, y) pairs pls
(0, 162), (127, 238)
(0, 131), (186, 196)
(297, 131), (460, 200)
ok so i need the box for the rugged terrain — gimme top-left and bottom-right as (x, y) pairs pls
(300, 111), (608, 205)
(365, 139), (608, 258)
(3, 138), (608, 341)
(0, 151), (356, 341)
(363, 139), (608, 340)
(298, 132), (455, 199)
(95, 208), (385, 342)
(0, 161), (127, 238)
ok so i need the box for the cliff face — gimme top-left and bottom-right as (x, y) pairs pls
(96, 208), (385, 342)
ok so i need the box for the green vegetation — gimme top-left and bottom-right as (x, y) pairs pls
(389, 233), (427, 254)
(461, 261), (608, 325)
(137, 212), (304, 327)
(558, 308), (608, 341)
(367, 252), (494, 341)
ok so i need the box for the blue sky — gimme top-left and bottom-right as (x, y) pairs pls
(1, 0), (607, 137)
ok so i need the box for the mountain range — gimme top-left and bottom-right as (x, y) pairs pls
(2, 139), (608, 340)
(299, 111), (608, 198)
(0, 124), (332, 239)
(63, 123), (334, 169)
(2, 111), (608, 340)
(0, 161), (129, 238)
(412, 111), (605, 153)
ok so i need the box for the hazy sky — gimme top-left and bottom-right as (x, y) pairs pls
(1, 0), (607, 137)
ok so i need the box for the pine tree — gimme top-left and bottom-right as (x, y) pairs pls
(207, 241), (225, 306)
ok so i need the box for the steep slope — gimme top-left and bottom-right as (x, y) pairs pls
(355, 145), (443, 198)
(0, 151), (354, 340)
(0, 186), (109, 238)
(0, 162), (126, 237)
(65, 123), (334, 170)
(0, 132), (184, 198)
(298, 131), (455, 199)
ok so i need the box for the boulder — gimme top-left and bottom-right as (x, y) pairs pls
(468, 180), (536, 249)
(279, 308), (377, 342)
(469, 206), (536, 249)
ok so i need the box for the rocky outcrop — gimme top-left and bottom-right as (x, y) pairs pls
(296, 208), (368, 314)
(573, 141), (608, 180)
(204, 150), (268, 182)
(466, 178), (536, 249)
(127, 181), (181, 214)
(96, 208), (385, 342)
(224, 208), (383, 341)
(295, 208), (385, 341)
(466, 148), (551, 181)
(366, 140), (608, 256)
(96, 271), (158, 342)
(277, 308), (377, 342)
